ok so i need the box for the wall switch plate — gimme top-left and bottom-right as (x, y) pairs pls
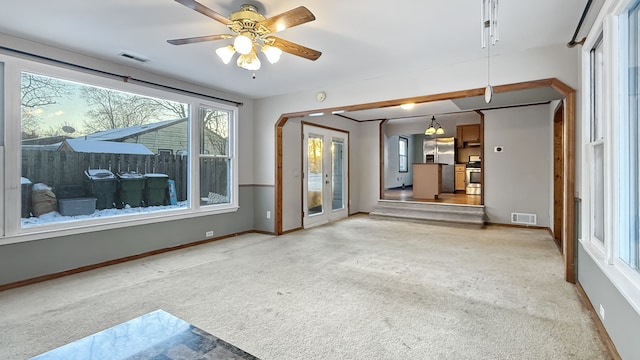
(599, 304), (605, 320)
(205, 230), (214, 237)
(266, 211), (271, 219)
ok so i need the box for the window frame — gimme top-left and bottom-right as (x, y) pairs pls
(580, 0), (640, 315)
(398, 136), (408, 173)
(1, 54), (239, 245)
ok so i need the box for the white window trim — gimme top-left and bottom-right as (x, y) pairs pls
(579, 0), (640, 315)
(1, 54), (239, 245)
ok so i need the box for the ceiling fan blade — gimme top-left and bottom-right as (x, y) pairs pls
(268, 37), (322, 61)
(259, 6), (315, 33)
(174, 0), (232, 26)
(167, 34), (233, 45)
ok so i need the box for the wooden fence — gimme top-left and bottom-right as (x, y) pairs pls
(21, 150), (228, 201)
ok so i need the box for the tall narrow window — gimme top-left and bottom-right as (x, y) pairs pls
(590, 36), (606, 244)
(624, 2), (640, 271)
(399, 136), (408, 173)
(199, 106), (232, 206)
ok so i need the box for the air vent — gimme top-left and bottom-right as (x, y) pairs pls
(511, 212), (537, 225)
(118, 52), (150, 63)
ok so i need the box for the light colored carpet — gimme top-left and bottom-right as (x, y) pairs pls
(0, 215), (610, 359)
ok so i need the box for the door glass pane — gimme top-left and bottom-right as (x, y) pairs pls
(308, 134), (323, 215)
(332, 139), (344, 211)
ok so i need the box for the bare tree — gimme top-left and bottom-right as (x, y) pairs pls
(21, 73), (73, 137)
(81, 87), (165, 132)
(200, 109), (229, 155)
(151, 99), (188, 119)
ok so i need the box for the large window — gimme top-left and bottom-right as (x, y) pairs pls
(4, 61), (238, 235)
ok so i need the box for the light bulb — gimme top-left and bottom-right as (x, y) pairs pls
(237, 50), (261, 71)
(262, 45), (283, 64)
(400, 103), (415, 110)
(233, 34), (253, 55)
(215, 45), (235, 64)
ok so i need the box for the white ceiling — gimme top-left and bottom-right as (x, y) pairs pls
(0, 0), (587, 101)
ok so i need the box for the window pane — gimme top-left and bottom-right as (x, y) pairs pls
(590, 36), (604, 142)
(624, 2), (640, 270)
(593, 143), (605, 243)
(332, 139), (344, 211)
(20, 72), (189, 227)
(307, 134), (323, 216)
(399, 137), (408, 172)
(200, 108), (229, 156)
(200, 158), (230, 205)
(199, 106), (231, 207)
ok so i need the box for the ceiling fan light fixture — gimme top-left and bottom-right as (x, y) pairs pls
(262, 45), (283, 64)
(233, 34), (253, 55)
(436, 127), (445, 135)
(237, 48), (261, 71)
(216, 45), (236, 64)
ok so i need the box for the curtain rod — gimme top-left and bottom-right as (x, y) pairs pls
(0, 45), (244, 107)
(567, 0), (594, 47)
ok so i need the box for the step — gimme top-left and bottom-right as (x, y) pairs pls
(369, 200), (486, 227)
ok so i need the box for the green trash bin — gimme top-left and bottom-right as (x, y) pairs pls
(84, 169), (118, 210)
(116, 172), (145, 208)
(21, 177), (32, 218)
(144, 173), (168, 206)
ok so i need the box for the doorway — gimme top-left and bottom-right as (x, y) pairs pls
(302, 124), (349, 228)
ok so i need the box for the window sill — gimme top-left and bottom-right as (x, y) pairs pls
(0, 205), (239, 246)
(580, 238), (640, 316)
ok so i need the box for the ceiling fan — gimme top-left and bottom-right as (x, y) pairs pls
(168, 0), (322, 71)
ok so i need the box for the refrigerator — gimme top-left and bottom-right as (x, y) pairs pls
(423, 137), (455, 193)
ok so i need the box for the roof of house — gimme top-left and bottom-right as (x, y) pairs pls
(81, 118), (186, 141)
(60, 139), (154, 155)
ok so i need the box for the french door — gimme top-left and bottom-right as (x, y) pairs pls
(302, 125), (349, 228)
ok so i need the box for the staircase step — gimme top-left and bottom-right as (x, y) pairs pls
(370, 200), (486, 227)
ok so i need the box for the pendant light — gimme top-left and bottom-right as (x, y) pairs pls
(425, 116), (444, 136)
(481, 0), (499, 103)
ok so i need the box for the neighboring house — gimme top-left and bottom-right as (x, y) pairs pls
(82, 118), (188, 155)
(81, 118), (225, 155)
(57, 139), (154, 155)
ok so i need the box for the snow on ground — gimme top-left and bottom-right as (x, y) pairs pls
(21, 201), (189, 227)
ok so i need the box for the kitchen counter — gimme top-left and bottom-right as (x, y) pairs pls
(412, 163), (442, 199)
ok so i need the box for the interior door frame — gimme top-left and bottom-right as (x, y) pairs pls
(301, 122), (350, 228)
(275, 78), (576, 283)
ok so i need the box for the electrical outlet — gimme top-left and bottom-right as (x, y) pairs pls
(205, 230), (214, 237)
(266, 211), (271, 219)
(599, 304), (605, 320)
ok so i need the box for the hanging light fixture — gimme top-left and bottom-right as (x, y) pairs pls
(425, 116), (444, 136)
(236, 44), (261, 71)
(481, 0), (499, 103)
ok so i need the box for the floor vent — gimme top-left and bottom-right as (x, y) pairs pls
(511, 212), (537, 225)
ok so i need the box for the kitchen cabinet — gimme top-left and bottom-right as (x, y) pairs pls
(455, 165), (466, 191)
(456, 124), (481, 148)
